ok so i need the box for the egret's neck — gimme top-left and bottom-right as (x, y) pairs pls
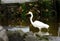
(30, 13), (34, 24)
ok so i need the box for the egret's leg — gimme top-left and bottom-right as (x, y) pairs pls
(39, 28), (42, 36)
(39, 28), (41, 33)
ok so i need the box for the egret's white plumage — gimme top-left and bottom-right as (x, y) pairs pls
(27, 11), (49, 30)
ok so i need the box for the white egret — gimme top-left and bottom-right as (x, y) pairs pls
(27, 11), (49, 31)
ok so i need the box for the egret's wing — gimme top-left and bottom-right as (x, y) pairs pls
(34, 21), (49, 29)
(34, 21), (44, 27)
(34, 21), (44, 25)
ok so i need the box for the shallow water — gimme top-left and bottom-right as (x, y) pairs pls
(6, 25), (58, 36)
(6, 26), (30, 33)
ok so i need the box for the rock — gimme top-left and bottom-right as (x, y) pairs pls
(0, 26), (8, 41)
(24, 35), (40, 41)
(17, 30), (25, 36)
(26, 31), (35, 36)
(0, 38), (4, 41)
(49, 36), (60, 41)
(58, 27), (60, 37)
(24, 31), (40, 41)
(8, 32), (24, 41)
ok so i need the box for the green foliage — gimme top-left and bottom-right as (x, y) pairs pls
(21, 3), (27, 21)
(0, 0), (57, 27)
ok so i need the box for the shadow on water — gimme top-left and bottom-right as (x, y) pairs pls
(29, 23), (58, 36)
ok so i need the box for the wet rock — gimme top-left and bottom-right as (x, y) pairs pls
(49, 36), (60, 41)
(8, 32), (24, 41)
(17, 30), (25, 36)
(24, 35), (40, 41)
(26, 31), (35, 36)
(58, 27), (60, 37)
(0, 26), (8, 41)
(0, 38), (4, 41)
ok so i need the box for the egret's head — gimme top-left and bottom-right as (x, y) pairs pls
(26, 11), (33, 17)
(27, 11), (33, 15)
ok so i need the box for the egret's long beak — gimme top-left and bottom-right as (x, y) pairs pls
(25, 13), (28, 15)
